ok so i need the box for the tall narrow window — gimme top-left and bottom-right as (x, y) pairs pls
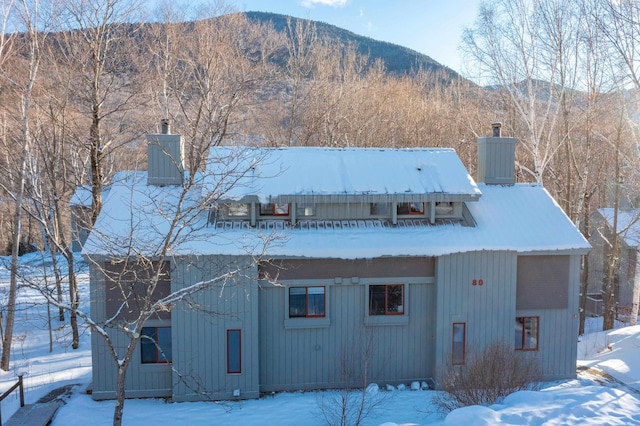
(515, 317), (539, 351)
(289, 287), (325, 318)
(369, 284), (404, 315)
(452, 323), (466, 365)
(227, 329), (242, 374)
(140, 326), (172, 364)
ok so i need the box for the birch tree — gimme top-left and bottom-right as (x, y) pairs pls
(0, 0), (43, 371)
(461, 0), (578, 186)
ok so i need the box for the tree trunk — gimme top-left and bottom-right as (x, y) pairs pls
(67, 249), (80, 349)
(89, 113), (103, 226)
(630, 246), (640, 326)
(113, 364), (127, 426)
(579, 195), (592, 335)
(603, 131), (622, 331)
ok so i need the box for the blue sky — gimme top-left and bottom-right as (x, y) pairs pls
(234, 0), (482, 73)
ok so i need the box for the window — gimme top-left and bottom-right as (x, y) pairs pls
(223, 203), (250, 217)
(296, 203), (315, 217)
(397, 202), (424, 215)
(515, 317), (539, 351)
(260, 203), (289, 216)
(452, 323), (466, 365)
(140, 326), (172, 364)
(227, 329), (242, 374)
(369, 284), (404, 315)
(370, 203), (389, 216)
(435, 202), (454, 215)
(289, 287), (325, 318)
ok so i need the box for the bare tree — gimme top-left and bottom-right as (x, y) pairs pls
(0, 0), (44, 372)
(55, 0), (147, 225)
(461, 0), (577, 185)
(317, 330), (388, 426)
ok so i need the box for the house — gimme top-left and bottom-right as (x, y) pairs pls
(84, 123), (590, 401)
(587, 208), (640, 317)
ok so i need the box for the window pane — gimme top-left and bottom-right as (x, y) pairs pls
(140, 327), (157, 363)
(260, 203), (274, 215)
(452, 323), (465, 365)
(410, 202), (424, 214)
(274, 203), (289, 215)
(157, 327), (172, 362)
(141, 327), (171, 364)
(515, 317), (539, 351)
(523, 318), (538, 350)
(396, 203), (410, 215)
(307, 287), (325, 316)
(296, 203), (315, 217)
(369, 285), (386, 315)
(227, 330), (241, 374)
(226, 203), (249, 216)
(387, 285), (403, 313)
(289, 288), (306, 317)
(370, 203), (388, 215)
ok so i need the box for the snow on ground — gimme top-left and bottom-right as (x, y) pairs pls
(0, 252), (639, 425)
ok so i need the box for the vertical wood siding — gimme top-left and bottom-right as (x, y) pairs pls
(515, 254), (581, 380)
(90, 261), (172, 400)
(171, 256), (259, 401)
(258, 257), (436, 392)
(434, 251), (518, 384)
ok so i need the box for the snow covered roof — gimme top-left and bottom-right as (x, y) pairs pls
(83, 172), (590, 258)
(68, 171), (139, 207)
(203, 146), (482, 202)
(596, 208), (640, 248)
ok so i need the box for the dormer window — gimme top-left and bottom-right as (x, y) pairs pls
(296, 203), (315, 217)
(397, 202), (424, 215)
(260, 203), (289, 216)
(435, 202), (454, 216)
(222, 203), (250, 218)
(370, 203), (389, 216)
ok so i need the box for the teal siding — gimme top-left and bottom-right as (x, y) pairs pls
(171, 256), (259, 401)
(258, 259), (436, 392)
(435, 251), (518, 384)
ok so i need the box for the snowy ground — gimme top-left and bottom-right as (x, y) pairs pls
(0, 253), (638, 425)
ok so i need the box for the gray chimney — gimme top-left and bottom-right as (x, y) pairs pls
(477, 122), (516, 185)
(147, 120), (184, 186)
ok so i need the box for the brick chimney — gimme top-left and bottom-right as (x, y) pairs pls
(147, 119), (184, 186)
(476, 122), (516, 185)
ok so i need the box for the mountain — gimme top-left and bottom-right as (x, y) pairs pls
(244, 11), (461, 81)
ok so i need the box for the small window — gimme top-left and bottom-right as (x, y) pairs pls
(370, 203), (388, 216)
(140, 326), (172, 364)
(227, 329), (242, 374)
(289, 286), (325, 318)
(452, 323), (466, 365)
(397, 202), (424, 215)
(224, 203), (250, 217)
(369, 284), (404, 315)
(260, 203), (289, 216)
(515, 317), (539, 351)
(296, 203), (315, 217)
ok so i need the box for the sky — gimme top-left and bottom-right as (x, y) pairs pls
(234, 0), (482, 74)
(0, 252), (639, 425)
